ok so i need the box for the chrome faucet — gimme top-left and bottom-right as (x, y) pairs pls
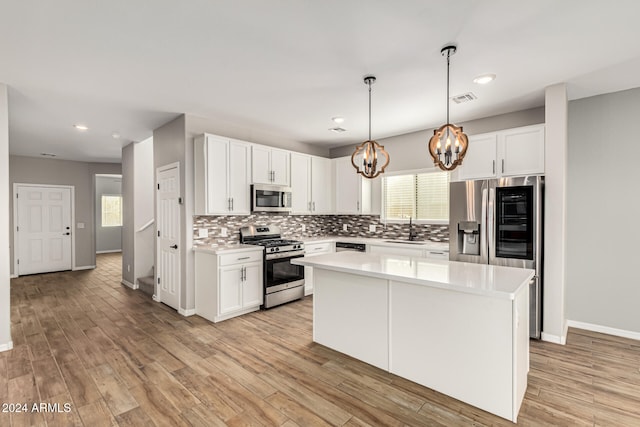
(409, 216), (418, 241)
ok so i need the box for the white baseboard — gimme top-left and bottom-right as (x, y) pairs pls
(0, 341), (14, 352)
(178, 308), (196, 317)
(541, 332), (566, 345)
(121, 279), (139, 290)
(10, 274), (17, 279)
(152, 294), (160, 302)
(96, 250), (122, 254)
(567, 320), (640, 341)
(73, 265), (96, 271)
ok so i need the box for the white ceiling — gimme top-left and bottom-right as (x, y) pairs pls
(2, 0), (640, 163)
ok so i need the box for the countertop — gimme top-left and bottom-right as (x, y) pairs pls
(292, 251), (533, 300)
(193, 244), (263, 255)
(298, 235), (449, 251)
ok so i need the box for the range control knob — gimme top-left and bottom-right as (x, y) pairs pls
(275, 247), (280, 252)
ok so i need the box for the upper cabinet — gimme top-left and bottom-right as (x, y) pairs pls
(290, 153), (333, 214)
(252, 145), (290, 186)
(194, 134), (251, 215)
(334, 156), (377, 215)
(455, 124), (545, 181)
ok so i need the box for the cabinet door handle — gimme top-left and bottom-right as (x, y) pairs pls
(231, 197), (234, 211)
(313, 201), (316, 211)
(308, 201), (311, 211)
(243, 266), (247, 281)
(170, 244), (178, 249)
(429, 251), (444, 255)
(237, 256), (250, 260)
(228, 198), (232, 211)
(502, 159), (505, 173)
(272, 170), (276, 182)
(357, 200), (360, 211)
(492, 160), (495, 174)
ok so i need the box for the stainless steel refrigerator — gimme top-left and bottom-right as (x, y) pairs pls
(449, 176), (544, 339)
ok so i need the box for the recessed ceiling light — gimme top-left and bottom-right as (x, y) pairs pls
(329, 127), (347, 133)
(111, 132), (121, 139)
(473, 74), (496, 85)
(73, 124), (89, 131)
(40, 152), (57, 157)
(331, 116), (345, 124)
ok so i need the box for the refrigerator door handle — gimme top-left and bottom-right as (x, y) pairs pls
(481, 185), (489, 263)
(487, 185), (495, 263)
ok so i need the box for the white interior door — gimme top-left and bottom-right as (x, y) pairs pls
(157, 165), (180, 310)
(17, 185), (72, 275)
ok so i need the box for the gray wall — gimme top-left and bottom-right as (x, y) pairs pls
(122, 143), (135, 285)
(9, 156), (121, 273)
(1, 83), (11, 349)
(95, 175), (122, 252)
(330, 107), (545, 171)
(566, 87), (640, 333)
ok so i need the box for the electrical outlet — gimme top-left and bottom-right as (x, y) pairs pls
(301, 224), (306, 232)
(343, 224), (348, 232)
(198, 228), (208, 238)
(369, 225), (376, 232)
(220, 227), (228, 237)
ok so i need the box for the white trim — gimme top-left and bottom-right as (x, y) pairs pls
(10, 274), (17, 279)
(567, 320), (640, 342)
(152, 294), (160, 302)
(178, 308), (196, 317)
(121, 279), (139, 290)
(96, 249), (122, 254)
(13, 183), (76, 275)
(0, 341), (14, 352)
(541, 332), (566, 345)
(72, 265), (96, 271)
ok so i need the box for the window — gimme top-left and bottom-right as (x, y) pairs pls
(101, 195), (123, 227)
(382, 171), (449, 222)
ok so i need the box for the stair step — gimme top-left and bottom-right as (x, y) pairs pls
(137, 275), (154, 296)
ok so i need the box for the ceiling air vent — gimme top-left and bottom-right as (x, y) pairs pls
(451, 92), (477, 104)
(329, 127), (347, 133)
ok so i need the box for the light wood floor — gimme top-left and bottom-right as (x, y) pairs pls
(2, 253), (640, 426)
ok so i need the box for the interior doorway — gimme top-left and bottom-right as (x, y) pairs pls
(156, 163), (181, 310)
(95, 174), (123, 254)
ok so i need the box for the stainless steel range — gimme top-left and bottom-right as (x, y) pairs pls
(239, 225), (305, 309)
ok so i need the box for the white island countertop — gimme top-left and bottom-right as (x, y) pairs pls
(293, 251), (534, 300)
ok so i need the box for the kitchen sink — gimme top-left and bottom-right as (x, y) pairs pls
(383, 240), (426, 245)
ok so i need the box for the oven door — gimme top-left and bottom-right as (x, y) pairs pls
(264, 252), (305, 294)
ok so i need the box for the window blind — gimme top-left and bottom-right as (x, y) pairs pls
(382, 172), (449, 221)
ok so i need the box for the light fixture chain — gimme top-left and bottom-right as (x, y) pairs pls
(446, 49), (450, 125)
(368, 80), (372, 141)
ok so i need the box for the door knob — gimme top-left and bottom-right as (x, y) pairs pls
(170, 244), (178, 249)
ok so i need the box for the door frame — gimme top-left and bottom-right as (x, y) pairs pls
(155, 162), (181, 309)
(12, 183), (76, 276)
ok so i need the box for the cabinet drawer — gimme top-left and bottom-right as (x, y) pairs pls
(219, 250), (263, 266)
(305, 242), (333, 254)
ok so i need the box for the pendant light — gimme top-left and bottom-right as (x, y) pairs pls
(428, 45), (468, 171)
(351, 75), (390, 179)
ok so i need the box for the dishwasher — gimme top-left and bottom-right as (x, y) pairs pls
(335, 242), (366, 252)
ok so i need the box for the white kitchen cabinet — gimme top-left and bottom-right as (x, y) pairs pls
(291, 154), (333, 214)
(195, 249), (263, 323)
(194, 134), (250, 215)
(252, 145), (290, 186)
(303, 241), (334, 295)
(334, 156), (373, 214)
(454, 124), (545, 181)
(425, 249), (449, 260)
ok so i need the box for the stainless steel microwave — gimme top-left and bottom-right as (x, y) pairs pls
(251, 184), (292, 213)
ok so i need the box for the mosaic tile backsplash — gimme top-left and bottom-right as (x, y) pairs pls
(193, 214), (449, 246)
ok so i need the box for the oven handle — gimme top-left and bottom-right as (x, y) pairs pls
(265, 250), (306, 260)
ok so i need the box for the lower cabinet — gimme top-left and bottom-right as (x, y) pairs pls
(303, 242), (335, 295)
(368, 245), (424, 257)
(195, 249), (263, 323)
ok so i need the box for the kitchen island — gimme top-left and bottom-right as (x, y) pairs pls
(292, 251), (534, 422)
